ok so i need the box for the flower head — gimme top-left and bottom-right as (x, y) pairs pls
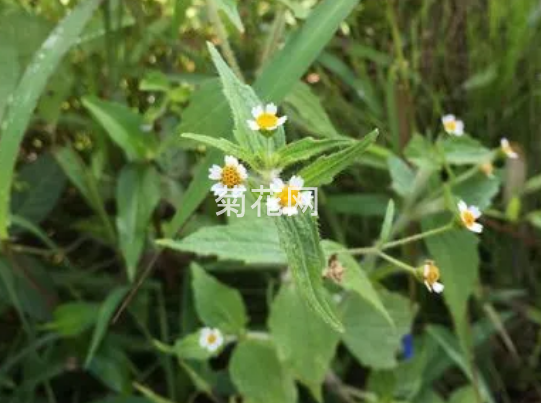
(500, 138), (518, 159)
(247, 103), (287, 132)
(422, 260), (444, 293)
(442, 114), (464, 136)
(267, 175), (312, 216)
(458, 200), (483, 233)
(198, 327), (224, 353)
(479, 162), (494, 178)
(208, 155), (248, 197)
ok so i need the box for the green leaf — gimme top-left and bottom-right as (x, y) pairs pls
(158, 220), (285, 266)
(527, 211), (541, 230)
(212, 0), (244, 32)
(45, 302), (99, 337)
(341, 291), (414, 369)
(181, 133), (252, 163)
(191, 263), (248, 334)
(388, 156), (415, 197)
(274, 137), (353, 168)
(448, 386), (478, 403)
(11, 153), (66, 225)
(88, 342), (131, 393)
(522, 173), (541, 196)
(164, 0), (361, 236)
(283, 82), (341, 138)
(174, 331), (215, 361)
(440, 136), (493, 165)
(0, 0), (102, 240)
(268, 284), (340, 401)
(0, 41), (19, 122)
(85, 286), (129, 368)
(230, 340), (297, 403)
(422, 216), (479, 352)
(54, 147), (116, 244)
(116, 165), (160, 281)
(274, 212), (343, 332)
(298, 129), (379, 187)
(321, 241), (392, 325)
(207, 43), (284, 153)
(404, 135), (439, 169)
(453, 173), (501, 210)
(379, 199), (395, 243)
(82, 96), (158, 161)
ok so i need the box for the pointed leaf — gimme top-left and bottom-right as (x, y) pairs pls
(274, 137), (353, 168)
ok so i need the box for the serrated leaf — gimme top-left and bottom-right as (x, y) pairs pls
(342, 291), (414, 369)
(440, 136), (493, 165)
(181, 133), (252, 163)
(82, 96), (158, 161)
(116, 165), (161, 281)
(230, 340), (297, 403)
(321, 241), (392, 326)
(84, 287), (129, 368)
(0, 0), (102, 240)
(274, 137), (353, 168)
(191, 263), (247, 334)
(158, 220), (285, 265)
(274, 212), (343, 332)
(207, 43), (284, 153)
(284, 82), (341, 138)
(268, 284), (340, 401)
(298, 129), (378, 187)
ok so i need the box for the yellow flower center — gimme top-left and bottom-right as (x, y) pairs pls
(278, 186), (300, 207)
(207, 333), (217, 345)
(221, 165), (242, 187)
(256, 113), (279, 130)
(425, 261), (440, 285)
(444, 120), (457, 132)
(502, 144), (514, 155)
(461, 210), (476, 227)
(480, 162), (493, 176)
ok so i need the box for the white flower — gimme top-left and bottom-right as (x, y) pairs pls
(423, 260), (444, 294)
(247, 103), (287, 132)
(442, 114), (464, 136)
(500, 138), (518, 159)
(458, 200), (483, 233)
(208, 155), (248, 197)
(267, 175), (312, 216)
(198, 327), (224, 353)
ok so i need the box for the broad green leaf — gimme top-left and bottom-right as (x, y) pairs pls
(268, 284), (340, 401)
(212, 0), (244, 32)
(341, 291), (413, 369)
(116, 165), (161, 281)
(299, 129), (379, 187)
(321, 241), (392, 325)
(440, 136), (493, 165)
(82, 96), (158, 161)
(284, 82), (341, 138)
(427, 326), (494, 403)
(88, 342), (131, 393)
(191, 263), (247, 334)
(274, 212), (343, 332)
(45, 302), (99, 337)
(404, 134), (439, 169)
(181, 133), (252, 163)
(11, 153), (66, 225)
(207, 43), (284, 153)
(164, 0), (362, 236)
(0, 0), (102, 240)
(326, 194), (390, 217)
(158, 221), (285, 266)
(453, 173), (500, 210)
(379, 199), (395, 243)
(84, 286), (129, 368)
(54, 147), (116, 244)
(230, 340), (297, 403)
(388, 155), (415, 197)
(422, 215), (479, 352)
(274, 137), (353, 168)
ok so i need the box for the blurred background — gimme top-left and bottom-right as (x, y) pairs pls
(1, 0), (541, 402)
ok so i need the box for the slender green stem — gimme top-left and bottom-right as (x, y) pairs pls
(381, 222), (453, 249)
(377, 251), (417, 274)
(206, 0), (244, 81)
